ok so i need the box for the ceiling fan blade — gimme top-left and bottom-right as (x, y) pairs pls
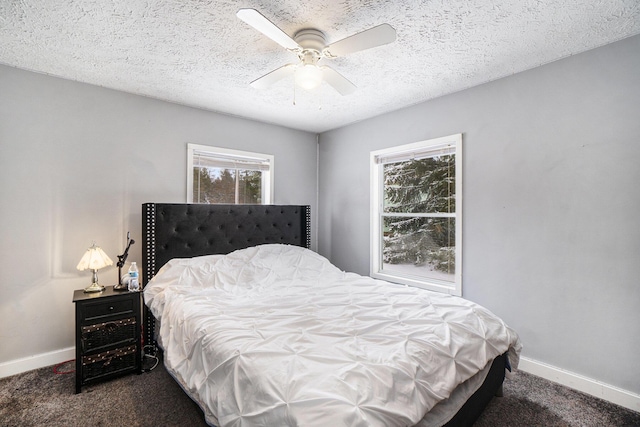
(322, 66), (357, 95)
(237, 9), (300, 50)
(250, 64), (296, 89)
(323, 24), (396, 57)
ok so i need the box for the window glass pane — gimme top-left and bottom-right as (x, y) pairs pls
(237, 170), (262, 204)
(383, 155), (455, 214)
(193, 167), (263, 204)
(382, 216), (455, 283)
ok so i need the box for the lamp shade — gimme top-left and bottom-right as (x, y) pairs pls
(77, 244), (113, 271)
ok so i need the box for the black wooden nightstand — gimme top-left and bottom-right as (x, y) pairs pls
(72, 286), (142, 393)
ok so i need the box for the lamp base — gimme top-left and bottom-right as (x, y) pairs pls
(83, 282), (105, 293)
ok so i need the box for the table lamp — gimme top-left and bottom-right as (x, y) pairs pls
(77, 243), (113, 293)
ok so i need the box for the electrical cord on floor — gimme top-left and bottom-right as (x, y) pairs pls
(142, 344), (159, 372)
(53, 359), (75, 374)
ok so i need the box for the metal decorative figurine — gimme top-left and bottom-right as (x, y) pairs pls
(113, 232), (135, 290)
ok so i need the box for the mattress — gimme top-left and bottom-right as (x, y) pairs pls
(144, 244), (521, 427)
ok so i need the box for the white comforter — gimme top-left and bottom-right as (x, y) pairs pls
(144, 244), (521, 427)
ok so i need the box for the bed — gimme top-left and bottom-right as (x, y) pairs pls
(141, 203), (521, 427)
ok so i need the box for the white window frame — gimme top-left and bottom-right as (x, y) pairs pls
(187, 143), (274, 204)
(370, 133), (462, 296)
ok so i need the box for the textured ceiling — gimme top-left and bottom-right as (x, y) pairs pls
(1, 1), (639, 133)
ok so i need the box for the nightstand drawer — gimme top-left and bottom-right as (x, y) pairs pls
(84, 298), (134, 321)
(81, 317), (137, 352)
(82, 345), (137, 382)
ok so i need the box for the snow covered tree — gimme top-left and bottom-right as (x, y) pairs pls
(382, 155), (455, 272)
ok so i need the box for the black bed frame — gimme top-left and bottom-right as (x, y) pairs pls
(140, 202), (503, 427)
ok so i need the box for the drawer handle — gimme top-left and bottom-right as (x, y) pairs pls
(109, 306), (114, 311)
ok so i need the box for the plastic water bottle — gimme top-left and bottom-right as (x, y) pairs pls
(128, 262), (139, 292)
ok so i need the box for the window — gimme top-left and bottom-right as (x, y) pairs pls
(187, 144), (274, 204)
(370, 134), (462, 295)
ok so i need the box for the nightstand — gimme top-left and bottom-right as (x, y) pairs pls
(72, 286), (142, 393)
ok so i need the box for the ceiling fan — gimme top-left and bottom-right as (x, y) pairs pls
(237, 8), (396, 95)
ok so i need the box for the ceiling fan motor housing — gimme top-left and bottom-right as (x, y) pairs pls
(294, 29), (326, 52)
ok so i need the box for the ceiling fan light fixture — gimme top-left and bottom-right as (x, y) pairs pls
(295, 63), (323, 90)
(237, 8), (396, 96)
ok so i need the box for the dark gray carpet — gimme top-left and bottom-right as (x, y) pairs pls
(475, 372), (640, 427)
(1, 360), (638, 426)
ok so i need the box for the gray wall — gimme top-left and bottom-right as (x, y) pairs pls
(318, 35), (640, 394)
(0, 64), (318, 365)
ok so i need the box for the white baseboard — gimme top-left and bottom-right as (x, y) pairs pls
(518, 356), (640, 413)
(0, 347), (75, 379)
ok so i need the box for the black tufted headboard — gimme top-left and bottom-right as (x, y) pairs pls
(141, 203), (311, 346)
(142, 203), (311, 282)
